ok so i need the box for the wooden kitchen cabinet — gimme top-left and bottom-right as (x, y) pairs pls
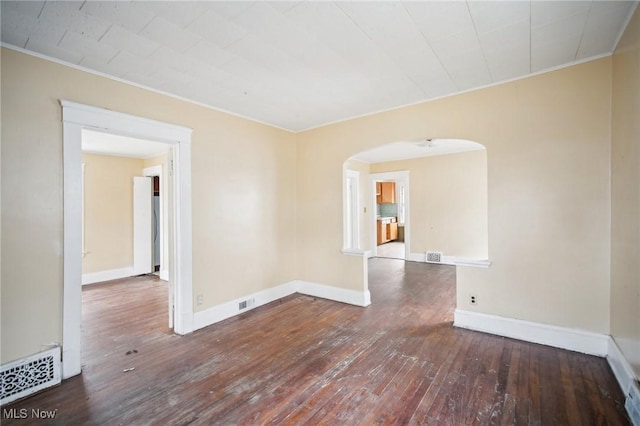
(377, 220), (385, 245)
(388, 222), (398, 241)
(375, 182), (382, 204)
(379, 182), (396, 203)
(377, 218), (398, 245)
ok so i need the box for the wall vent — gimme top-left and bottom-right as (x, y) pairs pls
(1, 347), (61, 405)
(426, 251), (443, 263)
(626, 381), (640, 426)
(238, 298), (255, 311)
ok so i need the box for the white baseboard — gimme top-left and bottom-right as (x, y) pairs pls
(82, 267), (134, 285)
(294, 280), (371, 307)
(454, 309), (609, 356)
(159, 270), (169, 281)
(439, 255), (458, 266)
(406, 253), (490, 268)
(193, 282), (295, 331)
(406, 252), (425, 262)
(452, 258), (491, 268)
(193, 280), (371, 332)
(608, 336), (639, 396)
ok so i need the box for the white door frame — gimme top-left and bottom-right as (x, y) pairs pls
(143, 164), (173, 329)
(61, 100), (194, 379)
(343, 169), (360, 250)
(369, 171), (410, 259)
(143, 165), (166, 280)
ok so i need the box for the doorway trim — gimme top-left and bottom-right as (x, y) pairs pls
(143, 165), (167, 281)
(61, 100), (193, 379)
(343, 169), (360, 251)
(369, 171), (410, 259)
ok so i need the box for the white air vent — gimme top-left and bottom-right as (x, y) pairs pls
(426, 251), (443, 263)
(1, 347), (61, 405)
(238, 298), (255, 311)
(626, 381), (640, 426)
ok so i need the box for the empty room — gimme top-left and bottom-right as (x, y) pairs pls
(1, 1), (639, 424)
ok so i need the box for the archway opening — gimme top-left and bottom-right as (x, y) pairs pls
(344, 137), (488, 263)
(343, 137), (489, 308)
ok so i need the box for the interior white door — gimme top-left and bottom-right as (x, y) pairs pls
(133, 176), (153, 275)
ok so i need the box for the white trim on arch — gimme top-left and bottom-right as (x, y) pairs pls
(61, 100), (194, 379)
(343, 169), (360, 251)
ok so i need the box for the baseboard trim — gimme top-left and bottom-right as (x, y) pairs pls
(453, 258), (491, 268)
(406, 253), (425, 262)
(193, 280), (371, 332)
(454, 309), (608, 356)
(407, 253), (490, 268)
(82, 267), (134, 285)
(159, 270), (169, 281)
(295, 280), (371, 307)
(193, 282), (295, 331)
(439, 255), (458, 266)
(608, 336), (639, 396)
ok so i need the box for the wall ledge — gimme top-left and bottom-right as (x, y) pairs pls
(454, 309), (608, 356)
(341, 248), (368, 256)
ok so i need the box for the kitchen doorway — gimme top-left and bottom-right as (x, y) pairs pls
(370, 171), (410, 260)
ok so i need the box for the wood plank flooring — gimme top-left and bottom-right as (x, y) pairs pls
(2, 259), (630, 425)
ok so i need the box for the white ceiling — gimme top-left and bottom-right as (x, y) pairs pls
(2, 1), (637, 132)
(352, 138), (485, 163)
(82, 129), (170, 159)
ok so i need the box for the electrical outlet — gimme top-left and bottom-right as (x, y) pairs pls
(470, 294), (478, 305)
(197, 294), (203, 305)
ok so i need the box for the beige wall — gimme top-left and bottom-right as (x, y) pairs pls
(2, 28), (636, 373)
(296, 132), (368, 292)
(370, 150), (488, 259)
(82, 153), (144, 274)
(1, 48), (297, 364)
(611, 6), (640, 378)
(297, 57), (612, 333)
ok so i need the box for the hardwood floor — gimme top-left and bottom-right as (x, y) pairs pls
(2, 259), (630, 425)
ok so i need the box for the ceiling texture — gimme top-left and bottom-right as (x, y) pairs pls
(1, 1), (637, 132)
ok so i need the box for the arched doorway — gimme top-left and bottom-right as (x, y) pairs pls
(343, 137), (489, 267)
